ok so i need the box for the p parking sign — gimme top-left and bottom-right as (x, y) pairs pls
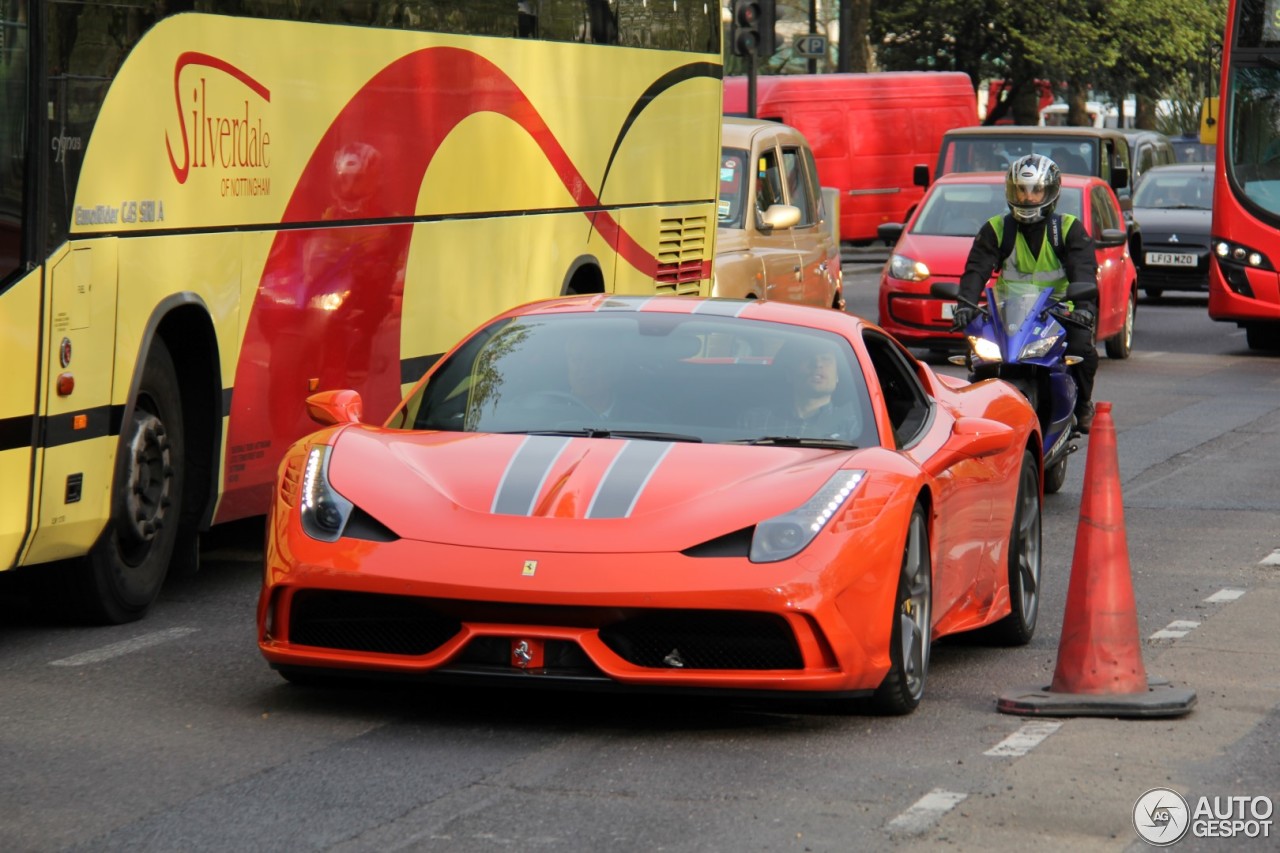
(794, 35), (827, 58)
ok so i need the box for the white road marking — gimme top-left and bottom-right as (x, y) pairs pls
(983, 720), (1063, 757)
(50, 627), (198, 666)
(1149, 620), (1200, 640)
(1261, 549), (1280, 567)
(1204, 588), (1246, 603)
(886, 789), (968, 835)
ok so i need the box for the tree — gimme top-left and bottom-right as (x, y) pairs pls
(869, 0), (1225, 127)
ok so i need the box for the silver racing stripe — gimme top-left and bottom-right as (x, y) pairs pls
(595, 296), (654, 312)
(491, 435), (572, 516)
(586, 441), (674, 519)
(690, 299), (751, 317)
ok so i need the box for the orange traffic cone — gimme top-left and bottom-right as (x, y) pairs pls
(998, 402), (1196, 718)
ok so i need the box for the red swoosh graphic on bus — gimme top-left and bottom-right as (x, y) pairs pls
(219, 47), (663, 520)
(166, 52), (271, 184)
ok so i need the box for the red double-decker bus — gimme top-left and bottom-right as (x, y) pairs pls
(1209, 0), (1280, 349)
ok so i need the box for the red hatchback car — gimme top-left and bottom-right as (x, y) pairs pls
(877, 172), (1138, 359)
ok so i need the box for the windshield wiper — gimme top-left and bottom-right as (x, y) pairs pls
(726, 436), (859, 449)
(502, 428), (702, 443)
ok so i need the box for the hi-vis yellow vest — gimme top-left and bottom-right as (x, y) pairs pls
(989, 214), (1078, 300)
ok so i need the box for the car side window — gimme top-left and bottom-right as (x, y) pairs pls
(782, 146), (816, 227)
(756, 147), (785, 213)
(862, 331), (931, 448)
(1092, 186), (1121, 232)
(1111, 140), (1133, 200)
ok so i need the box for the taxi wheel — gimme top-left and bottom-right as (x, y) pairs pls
(985, 451), (1041, 646)
(69, 340), (186, 624)
(872, 503), (932, 715)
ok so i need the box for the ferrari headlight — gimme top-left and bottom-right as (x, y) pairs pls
(887, 254), (930, 282)
(969, 335), (1002, 362)
(301, 446), (353, 542)
(750, 471), (866, 563)
(1019, 332), (1062, 360)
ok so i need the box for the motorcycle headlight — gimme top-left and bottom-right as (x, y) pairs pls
(887, 254), (930, 282)
(301, 445), (353, 542)
(750, 471), (866, 563)
(970, 336), (1002, 362)
(1019, 332), (1062, 360)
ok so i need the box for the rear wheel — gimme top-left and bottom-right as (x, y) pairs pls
(872, 504), (932, 715)
(1104, 290), (1135, 359)
(986, 451), (1041, 645)
(64, 340), (185, 624)
(1044, 456), (1068, 494)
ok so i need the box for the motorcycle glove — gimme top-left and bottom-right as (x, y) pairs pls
(1072, 309), (1095, 328)
(952, 305), (976, 330)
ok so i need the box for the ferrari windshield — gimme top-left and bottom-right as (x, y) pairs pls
(392, 311), (877, 447)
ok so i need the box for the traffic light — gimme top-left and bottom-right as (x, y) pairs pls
(730, 0), (776, 59)
(755, 0), (776, 57)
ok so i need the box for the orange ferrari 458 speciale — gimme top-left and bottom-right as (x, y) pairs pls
(258, 295), (1043, 714)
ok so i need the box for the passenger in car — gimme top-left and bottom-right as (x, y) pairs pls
(739, 339), (861, 439)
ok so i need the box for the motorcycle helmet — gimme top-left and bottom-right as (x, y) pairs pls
(1005, 154), (1061, 223)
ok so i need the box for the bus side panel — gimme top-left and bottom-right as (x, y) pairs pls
(0, 269), (43, 570)
(23, 241), (119, 565)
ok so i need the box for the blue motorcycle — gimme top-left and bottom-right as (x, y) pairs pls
(932, 280), (1097, 494)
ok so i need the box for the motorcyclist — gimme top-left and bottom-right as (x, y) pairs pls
(953, 153), (1099, 433)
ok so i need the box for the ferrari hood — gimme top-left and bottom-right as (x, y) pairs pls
(324, 428), (879, 552)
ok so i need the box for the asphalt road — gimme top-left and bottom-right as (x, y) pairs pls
(2, 267), (1277, 852)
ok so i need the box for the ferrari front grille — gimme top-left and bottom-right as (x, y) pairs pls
(599, 610), (802, 670)
(288, 590), (462, 655)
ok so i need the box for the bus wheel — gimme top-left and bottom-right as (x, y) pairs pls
(73, 340), (186, 624)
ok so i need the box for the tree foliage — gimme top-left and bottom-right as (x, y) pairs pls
(869, 0), (1225, 129)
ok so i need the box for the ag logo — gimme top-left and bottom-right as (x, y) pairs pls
(1133, 787), (1190, 846)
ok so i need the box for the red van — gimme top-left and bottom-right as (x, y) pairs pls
(724, 72), (977, 244)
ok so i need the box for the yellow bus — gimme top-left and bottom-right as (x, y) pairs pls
(0, 1), (723, 623)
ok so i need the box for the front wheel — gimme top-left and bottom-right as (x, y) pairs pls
(65, 340), (186, 623)
(1104, 290), (1136, 359)
(872, 503), (932, 715)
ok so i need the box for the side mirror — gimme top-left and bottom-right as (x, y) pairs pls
(877, 222), (904, 245)
(759, 203), (801, 231)
(306, 389), (364, 426)
(913, 164), (930, 187)
(923, 417), (1016, 476)
(1110, 166), (1130, 191)
(1098, 227), (1127, 248)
